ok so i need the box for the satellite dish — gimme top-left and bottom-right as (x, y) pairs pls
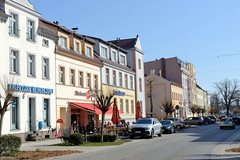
(175, 105), (180, 110)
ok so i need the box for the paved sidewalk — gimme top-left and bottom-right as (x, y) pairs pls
(212, 131), (240, 160)
(20, 138), (126, 153)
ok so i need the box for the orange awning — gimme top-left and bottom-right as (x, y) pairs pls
(70, 102), (123, 115)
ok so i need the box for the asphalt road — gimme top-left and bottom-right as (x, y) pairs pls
(53, 123), (240, 160)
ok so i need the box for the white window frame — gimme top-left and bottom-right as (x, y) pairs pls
(60, 37), (67, 49)
(130, 76), (133, 89)
(138, 59), (141, 69)
(125, 74), (128, 89)
(87, 47), (92, 57)
(106, 68), (109, 85)
(101, 46), (107, 58)
(60, 66), (65, 84)
(131, 100), (134, 114)
(126, 99), (129, 114)
(113, 70), (116, 86)
(79, 71), (83, 87)
(70, 69), (75, 86)
(27, 53), (36, 77)
(119, 72), (122, 87)
(120, 54), (126, 65)
(111, 50), (117, 62)
(42, 57), (49, 79)
(27, 19), (35, 41)
(139, 78), (142, 92)
(9, 12), (19, 36)
(10, 49), (19, 74)
(42, 39), (49, 47)
(87, 73), (91, 88)
(75, 42), (80, 53)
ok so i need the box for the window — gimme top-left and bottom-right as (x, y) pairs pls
(42, 39), (49, 47)
(75, 42), (80, 53)
(11, 97), (18, 130)
(119, 72), (122, 87)
(87, 73), (91, 88)
(101, 47), (107, 58)
(42, 58), (49, 79)
(43, 99), (49, 127)
(106, 68), (109, 85)
(131, 100), (134, 114)
(60, 37), (67, 49)
(10, 50), (19, 74)
(113, 70), (116, 86)
(130, 76), (133, 89)
(60, 67), (65, 84)
(120, 99), (123, 113)
(10, 13), (19, 36)
(125, 74), (128, 88)
(126, 100), (129, 114)
(139, 78), (142, 92)
(70, 69), (75, 86)
(158, 69), (161, 76)
(112, 51), (116, 62)
(94, 75), (98, 89)
(79, 71), (83, 87)
(27, 20), (35, 41)
(120, 55), (125, 64)
(138, 59), (141, 69)
(27, 54), (35, 77)
(87, 47), (92, 57)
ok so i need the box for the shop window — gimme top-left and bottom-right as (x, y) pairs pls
(120, 99), (123, 113)
(131, 100), (134, 114)
(43, 99), (49, 127)
(11, 97), (18, 130)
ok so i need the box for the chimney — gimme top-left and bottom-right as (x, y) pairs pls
(53, 21), (60, 25)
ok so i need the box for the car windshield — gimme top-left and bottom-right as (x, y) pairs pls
(160, 121), (171, 125)
(136, 119), (152, 124)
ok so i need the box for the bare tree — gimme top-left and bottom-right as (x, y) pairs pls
(94, 90), (114, 142)
(162, 102), (175, 119)
(215, 79), (240, 116)
(201, 108), (206, 116)
(233, 107), (240, 116)
(196, 106), (202, 116)
(0, 77), (16, 135)
(189, 105), (198, 117)
(209, 106), (218, 115)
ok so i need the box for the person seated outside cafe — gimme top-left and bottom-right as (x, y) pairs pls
(72, 120), (79, 133)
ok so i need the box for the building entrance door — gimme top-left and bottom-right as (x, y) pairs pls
(28, 98), (36, 131)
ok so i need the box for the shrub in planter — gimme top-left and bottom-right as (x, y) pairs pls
(61, 135), (70, 143)
(88, 134), (101, 142)
(104, 135), (117, 142)
(69, 134), (84, 145)
(0, 135), (21, 155)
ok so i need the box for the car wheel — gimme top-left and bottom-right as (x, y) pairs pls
(130, 135), (134, 139)
(232, 126), (236, 129)
(176, 125), (181, 130)
(158, 129), (162, 137)
(150, 129), (154, 138)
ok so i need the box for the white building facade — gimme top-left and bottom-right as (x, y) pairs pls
(109, 36), (146, 117)
(0, 0), (56, 140)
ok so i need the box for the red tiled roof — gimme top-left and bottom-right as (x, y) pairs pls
(108, 38), (137, 49)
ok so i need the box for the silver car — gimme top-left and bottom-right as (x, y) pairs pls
(220, 117), (235, 129)
(130, 118), (162, 138)
(167, 118), (185, 130)
(185, 117), (204, 125)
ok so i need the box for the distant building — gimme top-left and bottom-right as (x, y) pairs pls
(109, 36), (146, 117)
(0, 0), (56, 140)
(145, 73), (183, 119)
(144, 57), (196, 118)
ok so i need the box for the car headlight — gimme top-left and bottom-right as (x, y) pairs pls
(167, 127), (171, 129)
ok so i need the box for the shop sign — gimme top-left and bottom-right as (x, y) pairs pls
(8, 84), (53, 94)
(114, 90), (125, 96)
(75, 91), (87, 96)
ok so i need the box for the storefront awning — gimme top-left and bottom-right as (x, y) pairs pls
(70, 102), (123, 115)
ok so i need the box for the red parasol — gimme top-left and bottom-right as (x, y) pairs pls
(111, 98), (121, 125)
(136, 101), (143, 121)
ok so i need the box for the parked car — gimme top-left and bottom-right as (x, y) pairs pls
(130, 118), (162, 138)
(232, 117), (240, 124)
(207, 116), (217, 123)
(202, 116), (211, 124)
(185, 117), (204, 125)
(220, 117), (235, 129)
(167, 118), (185, 130)
(160, 120), (176, 134)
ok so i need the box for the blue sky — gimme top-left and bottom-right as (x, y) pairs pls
(30, 0), (240, 93)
